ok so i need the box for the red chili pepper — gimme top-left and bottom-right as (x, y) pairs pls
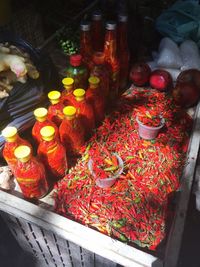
(54, 87), (192, 250)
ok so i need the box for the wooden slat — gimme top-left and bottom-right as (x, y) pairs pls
(164, 102), (200, 267)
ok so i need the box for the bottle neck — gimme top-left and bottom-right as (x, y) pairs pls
(118, 22), (128, 50)
(6, 134), (18, 142)
(64, 85), (73, 92)
(75, 96), (85, 102)
(104, 29), (117, 58)
(80, 31), (92, 56)
(65, 115), (75, 121)
(37, 117), (47, 122)
(50, 99), (60, 105)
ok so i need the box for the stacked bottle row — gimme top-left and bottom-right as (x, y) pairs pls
(65, 12), (130, 101)
(1, 75), (105, 199)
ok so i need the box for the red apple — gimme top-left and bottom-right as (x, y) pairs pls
(150, 69), (173, 91)
(129, 63), (151, 86)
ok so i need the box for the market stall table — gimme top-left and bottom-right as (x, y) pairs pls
(0, 88), (199, 267)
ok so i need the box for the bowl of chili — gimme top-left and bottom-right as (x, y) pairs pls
(88, 153), (124, 188)
(136, 113), (165, 140)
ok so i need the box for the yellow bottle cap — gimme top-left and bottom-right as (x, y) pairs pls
(73, 88), (85, 101)
(48, 91), (61, 104)
(63, 106), (76, 118)
(14, 145), (31, 163)
(2, 126), (18, 142)
(34, 107), (48, 122)
(40, 126), (55, 141)
(88, 76), (100, 85)
(62, 77), (74, 86)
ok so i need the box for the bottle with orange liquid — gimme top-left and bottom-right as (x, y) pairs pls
(91, 11), (104, 52)
(73, 89), (95, 137)
(32, 107), (59, 145)
(86, 77), (105, 125)
(90, 52), (110, 98)
(2, 126), (33, 173)
(104, 21), (120, 100)
(47, 91), (64, 127)
(61, 77), (74, 106)
(80, 21), (93, 70)
(38, 126), (68, 181)
(14, 145), (49, 199)
(59, 106), (85, 156)
(117, 14), (130, 92)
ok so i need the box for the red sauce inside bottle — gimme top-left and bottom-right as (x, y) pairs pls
(38, 126), (67, 181)
(59, 106), (85, 156)
(14, 145), (48, 199)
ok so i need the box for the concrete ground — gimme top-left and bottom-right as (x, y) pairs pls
(0, 194), (200, 267)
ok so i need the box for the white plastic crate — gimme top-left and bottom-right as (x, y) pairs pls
(0, 103), (200, 267)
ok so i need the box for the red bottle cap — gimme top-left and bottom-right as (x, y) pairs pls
(70, 54), (82, 67)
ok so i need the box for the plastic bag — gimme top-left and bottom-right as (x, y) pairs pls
(0, 31), (59, 154)
(180, 40), (200, 70)
(156, 1), (200, 47)
(156, 37), (183, 69)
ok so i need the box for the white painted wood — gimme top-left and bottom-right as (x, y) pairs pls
(164, 102), (200, 267)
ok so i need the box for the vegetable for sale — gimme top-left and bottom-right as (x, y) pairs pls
(54, 87), (192, 250)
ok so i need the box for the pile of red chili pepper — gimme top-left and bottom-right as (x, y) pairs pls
(90, 153), (120, 179)
(54, 87), (193, 250)
(137, 111), (162, 127)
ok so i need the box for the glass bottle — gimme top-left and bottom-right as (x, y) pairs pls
(66, 54), (88, 90)
(86, 76), (105, 125)
(91, 11), (104, 52)
(104, 21), (120, 100)
(14, 145), (49, 199)
(117, 14), (130, 92)
(47, 91), (64, 127)
(90, 52), (110, 98)
(61, 77), (74, 106)
(32, 107), (59, 145)
(59, 106), (85, 156)
(38, 126), (68, 181)
(73, 88), (95, 137)
(2, 126), (33, 173)
(80, 21), (93, 70)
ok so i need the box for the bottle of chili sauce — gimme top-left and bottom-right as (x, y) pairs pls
(61, 77), (74, 106)
(14, 145), (49, 199)
(47, 91), (64, 127)
(38, 126), (67, 181)
(80, 21), (93, 70)
(86, 76), (105, 125)
(2, 126), (33, 173)
(66, 54), (88, 90)
(91, 11), (104, 52)
(117, 14), (130, 93)
(59, 106), (85, 156)
(104, 21), (120, 100)
(73, 89), (95, 137)
(32, 107), (59, 145)
(90, 52), (110, 98)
